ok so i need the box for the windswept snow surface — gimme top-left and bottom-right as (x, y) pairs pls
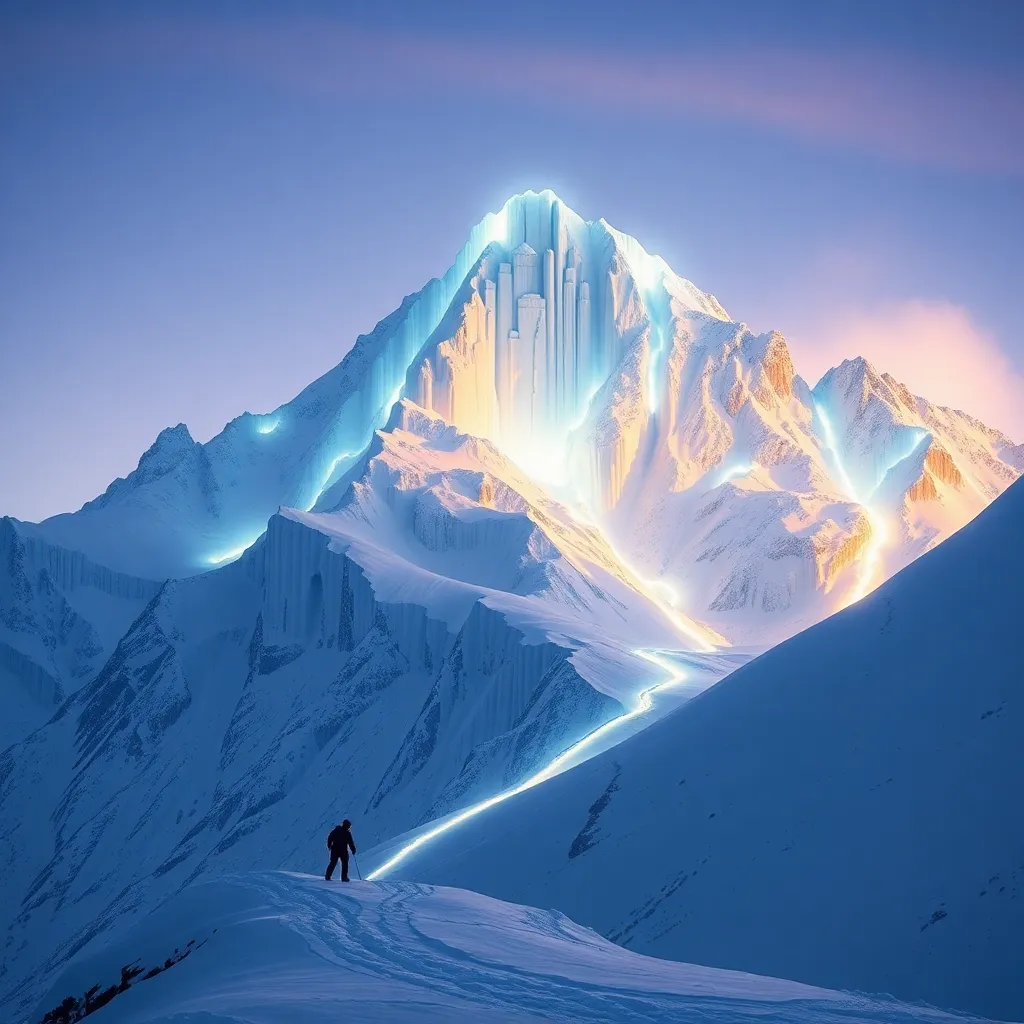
(30, 873), (1001, 1024)
(370, 477), (1024, 1022)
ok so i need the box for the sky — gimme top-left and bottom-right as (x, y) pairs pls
(2, 0), (1023, 522)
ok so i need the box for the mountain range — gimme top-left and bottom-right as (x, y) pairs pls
(1, 190), (1020, 1022)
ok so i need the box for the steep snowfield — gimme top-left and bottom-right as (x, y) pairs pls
(370, 477), (1024, 1022)
(31, 873), (1000, 1024)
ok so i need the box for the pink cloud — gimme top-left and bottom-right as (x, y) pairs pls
(4, 20), (1024, 176)
(789, 299), (1024, 441)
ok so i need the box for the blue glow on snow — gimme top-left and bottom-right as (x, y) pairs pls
(208, 536), (263, 565)
(305, 389), (405, 511)
(878, 429), (929, 490)
(814, 403), (859, 500)
(255, 416), (279, 435)
(615, 236), (671, 415)
(367, 649), (688, 881)
(305, 450), (363, 512)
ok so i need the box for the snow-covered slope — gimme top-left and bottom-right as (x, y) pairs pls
(2, 189), (1020, 1022)
(30, 207), (512, 581)
(31, 873), (1000, 1024)
(0, 401), (740, 1021)
(370, 476), (1024, 1022)
(0, 517), (158, 747)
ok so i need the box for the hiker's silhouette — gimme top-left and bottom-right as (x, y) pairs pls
(325, 819), (356, 881)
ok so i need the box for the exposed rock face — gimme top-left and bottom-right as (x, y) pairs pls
(906, 444), (965, 503)
(813, 511), (872, 590)
(755, 331), (795, 402)
(924, 444), (965, 490)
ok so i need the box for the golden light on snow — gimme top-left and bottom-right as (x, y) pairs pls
(843, 506), (890, 607)
(814, 402), (891, 608)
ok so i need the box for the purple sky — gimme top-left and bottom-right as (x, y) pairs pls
(2, 1), (1023, 522)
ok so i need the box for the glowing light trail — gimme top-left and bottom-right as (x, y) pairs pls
(305, 450), (363, 512)
(814, 402), (887, 606)
(557, 499), (718, 653)
(815, 405), (932, 608)
(207, 536), (263, 565)
(367, 649), (688, 881)
(814, 405), (858, 499)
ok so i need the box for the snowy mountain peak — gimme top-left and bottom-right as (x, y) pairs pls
(16, 190), (1021, 640)
(2, 189), (1022, 1023)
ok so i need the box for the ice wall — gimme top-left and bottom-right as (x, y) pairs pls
(403, 191), (656, 484)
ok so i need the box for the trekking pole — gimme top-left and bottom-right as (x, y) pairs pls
(354, 854), (362, 881)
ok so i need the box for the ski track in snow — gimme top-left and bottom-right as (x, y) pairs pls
(33, 872), (997, 1024)
(367, 649), (688, 880)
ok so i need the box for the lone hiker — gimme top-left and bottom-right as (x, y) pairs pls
(325, 819), (357, 881)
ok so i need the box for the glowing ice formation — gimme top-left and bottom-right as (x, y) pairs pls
(814, 405), (858, 499)
(367, 649), (688, 880)
(615, 234), (670, 414)
(814, 402), (896, 607)
(305, 449), (363, 512)
(415, 192), (606, 470)
(255, 417), (279, 435)
(207, 536), (263, 565)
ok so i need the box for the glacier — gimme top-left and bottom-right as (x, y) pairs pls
(1, 189), (1021, 1023)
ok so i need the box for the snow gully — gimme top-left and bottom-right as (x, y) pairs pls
(366, 649), (687, 880)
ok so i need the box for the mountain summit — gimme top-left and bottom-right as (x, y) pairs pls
(0, 191), (1020, 1021)
(27, 191), (1020, 640)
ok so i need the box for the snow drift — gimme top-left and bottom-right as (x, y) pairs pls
(31, 872), (1001, 1024)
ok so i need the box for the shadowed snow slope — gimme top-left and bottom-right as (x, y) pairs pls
(374, 477), (1024, 1022)
(31, 873), (1001, 1024)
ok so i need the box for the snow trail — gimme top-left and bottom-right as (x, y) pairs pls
(367, 649), (687, 880)
(35, 872), (996, 1024)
